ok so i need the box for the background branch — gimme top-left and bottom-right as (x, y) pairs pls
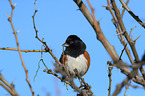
(107, 63), (113, 96)
(104, 0), (134, 64)
(0, 48), (45, 52)
(75, 0), (145, 95)
(74, 0), (145, 86)
(0, 73), (19, 96)
(119, 0), (145, 28)
(120, 0), (129, 18)
(113, 78), (129, 96)
(8, 0), (35, 96)
(111, 0), (145, 80)
(74, 0), (119, 63)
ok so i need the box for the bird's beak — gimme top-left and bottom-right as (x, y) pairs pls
(62, 43), (69, 47)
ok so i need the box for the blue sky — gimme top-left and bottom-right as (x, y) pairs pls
(0, 0), (145, 96)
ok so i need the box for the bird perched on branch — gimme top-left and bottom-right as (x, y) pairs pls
(59, 35), (90, 77)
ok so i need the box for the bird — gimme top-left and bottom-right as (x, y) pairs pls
(59, 35), (90, 77)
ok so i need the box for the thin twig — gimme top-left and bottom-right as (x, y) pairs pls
(43, 69), (90, 95)
(105, 0), (134, 64)
(0, 48), (46, 52)
(0, 81), (18, 96)
(111, 0), (145, 79)
(119, 0), (145, 28)
(119, 42), (128, 60)
(44, 70), (70, 85)
(74, 69), (91, 90)
(105, 0), (133, 64)
(107, 64), (113, 96)
(33, 59), (42, 81)
(134, 35), (141, 43)
(32, 0), (71, 78)
(111, 0), (139, 61)
(129, 26), (136, 38)
(121, 0), (129, 18)
(113, 78), (129, 96)
(8, 0), (35, 95)
(124, 80), (132, 96)
(32, 3), (60, 66)
(0, 73), (19, 96)
(87, 0), (99, 34)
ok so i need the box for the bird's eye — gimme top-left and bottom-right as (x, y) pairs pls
(70, 41), (73, 44)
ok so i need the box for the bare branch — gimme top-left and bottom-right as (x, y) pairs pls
(119, 42), (128, 60)
(74, 0), (145, 90)
(111, 0), (138, 61)
(129, 26), (136, 38)
(134, 35), (141, 43)
(74, 0), (119, 63)
(107, 62), (114, 96)
(0, 73), (19, 96)
(105, 0), (133, 64)
(124, 79), (132, 96)
(74, 69), (91, 90)
(113, 78), (129, 96)
(0, 48), (46, 52)
(121, 0), (129, 18)
(119, 0), (145, 28)
(111, 0), (145, 80)
(32, 3), (62, 67)
(8, 0), (35, 95)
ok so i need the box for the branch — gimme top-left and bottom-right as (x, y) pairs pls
(108, 60), (145, 87)
(32, 0), (71, 78)
(46, 68), (93, 95)
(32, 1), (93, 95)
(73, 0), (145, 89)
(8, 0), (35, 95)
(43, 70), (71, 85)
(119, 0), (145, 28)
(107, 62), (113, 96)
(0, 73), (19, 96)
(112, 78), (129, 96)
(111, 0), (138, 60)
(44, 69), (93, 95)
(0, 48), (46, 52)
(32, 3), (62, 67)
(119, 42), (128, 60)
(120, 0), (129, 18)
(104, 0), (134, 64)
(111, 0), (145, 80)
(74, 69), (91, 90)
(73, 0), (119, 63)
(124, 79), (132, 96)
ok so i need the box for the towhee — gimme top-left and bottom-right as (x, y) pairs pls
(59, 35), (90, 77)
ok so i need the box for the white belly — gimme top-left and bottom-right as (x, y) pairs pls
(65, 54), (88, 76)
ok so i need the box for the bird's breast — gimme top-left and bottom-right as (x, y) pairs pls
(65, 54), (88, 76)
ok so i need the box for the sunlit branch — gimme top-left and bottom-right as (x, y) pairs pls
(8, 0), (35, 95)
(0, 48), (45, 52)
